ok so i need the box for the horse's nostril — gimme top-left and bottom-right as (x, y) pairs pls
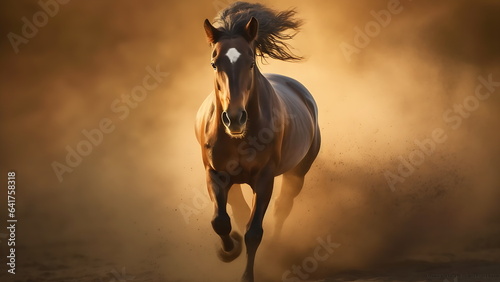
(221, 111), (231, 126)
(239, 110), (247, 125)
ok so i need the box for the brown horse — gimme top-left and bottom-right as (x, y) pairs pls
(195, 2), (320, 281)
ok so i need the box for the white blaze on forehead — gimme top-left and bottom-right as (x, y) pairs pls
(225, 48), (241, 64)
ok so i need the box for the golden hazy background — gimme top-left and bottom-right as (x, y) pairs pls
(0, 0), (499, 281)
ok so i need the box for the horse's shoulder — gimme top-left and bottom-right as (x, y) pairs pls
(195, 92), (216, 144)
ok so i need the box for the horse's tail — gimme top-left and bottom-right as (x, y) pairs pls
(214, 1), (303, 62)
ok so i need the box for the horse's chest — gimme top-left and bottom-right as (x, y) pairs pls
(208, 142), (242, 170)
(205, 138), (267, 181)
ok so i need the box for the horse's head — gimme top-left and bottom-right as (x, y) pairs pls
(203, 17), (258, 138)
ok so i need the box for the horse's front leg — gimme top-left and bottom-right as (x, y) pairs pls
(206, 169), (242, 262)
(242, 168), (274, 282)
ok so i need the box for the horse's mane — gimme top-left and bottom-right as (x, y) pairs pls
(213, 1), (303, 62)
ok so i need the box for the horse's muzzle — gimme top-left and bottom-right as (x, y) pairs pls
(222, 109), (247, 136)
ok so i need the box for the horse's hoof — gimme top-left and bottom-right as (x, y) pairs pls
(217, 232), (242, 262)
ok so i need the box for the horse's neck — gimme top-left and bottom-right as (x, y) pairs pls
(248, 70), (276, 121)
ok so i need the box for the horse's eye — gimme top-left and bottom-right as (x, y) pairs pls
(211, 62), (216, 70)
(250, 62), (255, 69)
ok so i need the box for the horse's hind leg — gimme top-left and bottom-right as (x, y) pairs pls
(228, 184), (251, 233)
(274, 129), (320, 240)
(273, 172), (304, 240)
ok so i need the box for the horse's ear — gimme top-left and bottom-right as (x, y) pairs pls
(244, 17), (258, 42)
(204, 19), (221, 44)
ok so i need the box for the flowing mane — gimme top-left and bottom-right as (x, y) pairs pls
(212, 1), (303, 62)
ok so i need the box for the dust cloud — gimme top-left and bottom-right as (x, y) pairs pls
(0, 0), (499, 281)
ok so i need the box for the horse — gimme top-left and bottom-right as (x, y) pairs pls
(195, 2), (321, 281)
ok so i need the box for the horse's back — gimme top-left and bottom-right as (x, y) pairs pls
(264, 73), (319, 175)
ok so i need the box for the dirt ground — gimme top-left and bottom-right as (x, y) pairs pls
(1, 0), (500, 281)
